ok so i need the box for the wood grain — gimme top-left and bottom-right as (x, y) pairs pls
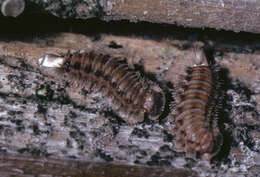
(0, 153), (197, 177)
(105, 0), (260, 33)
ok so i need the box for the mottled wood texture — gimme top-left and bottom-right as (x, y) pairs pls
(0, 154), (197, 177)
(1, 0), (259, 33)
(0, 33), (259, 176)
(105, 0), (260, 33)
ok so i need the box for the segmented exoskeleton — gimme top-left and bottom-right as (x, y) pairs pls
(172, 48), (223, 161)
(39, 50), (165, 124)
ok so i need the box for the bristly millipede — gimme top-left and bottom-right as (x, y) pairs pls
(38, 50), (166, 124)
(172, 48), (224, 161)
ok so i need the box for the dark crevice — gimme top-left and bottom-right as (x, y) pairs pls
(0, 3), (260, 54)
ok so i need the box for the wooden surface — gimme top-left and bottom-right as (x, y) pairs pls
(105, 0), (260, 33)
(1, 0), (260, 33)
(0, 32), (259, 176)
(0, 153), (197, 177)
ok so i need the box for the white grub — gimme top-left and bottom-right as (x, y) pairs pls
(38, 54), (64, 68)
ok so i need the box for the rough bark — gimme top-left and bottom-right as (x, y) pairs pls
(104, 0), (260, 33)
(1, 0), (260, 33)
(0, 153), (197, 177)
(0, 33), (259, 176)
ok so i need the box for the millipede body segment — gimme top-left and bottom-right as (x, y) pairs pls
(39, 51), (165, 124)
(173, 50), (223, 161)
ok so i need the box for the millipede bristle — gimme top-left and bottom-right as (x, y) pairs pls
(172, 49), (223, 162)
(39, 50), (166, 124)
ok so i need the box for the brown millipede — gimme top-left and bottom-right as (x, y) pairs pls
(38, 50), (166, 124)
(172, 48), (223, 161)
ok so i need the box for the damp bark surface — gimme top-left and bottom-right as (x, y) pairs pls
(0, 30), (259, 176)
(1, 0), (260, 33)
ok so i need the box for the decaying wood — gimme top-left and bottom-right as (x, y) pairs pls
(104, 0), (260, 33)
(1, 0), (260, 33)
(0, 33), (259, 176)
(0, 153), (197, 177)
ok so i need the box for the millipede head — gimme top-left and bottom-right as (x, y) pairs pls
(144, 85), (166, 121)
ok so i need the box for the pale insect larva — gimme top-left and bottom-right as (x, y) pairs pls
(173, 48), (223, 161)
(38, 50), (166, 124)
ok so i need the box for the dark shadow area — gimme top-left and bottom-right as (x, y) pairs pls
(211, 67), (233, 164)
(211, 68), (260, 164)
(0, 2), (259, 54)
(202, 48), (259, 164)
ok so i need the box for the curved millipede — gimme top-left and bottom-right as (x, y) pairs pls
(172, 49), (223, 161)
(39, 50), (165, 124)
